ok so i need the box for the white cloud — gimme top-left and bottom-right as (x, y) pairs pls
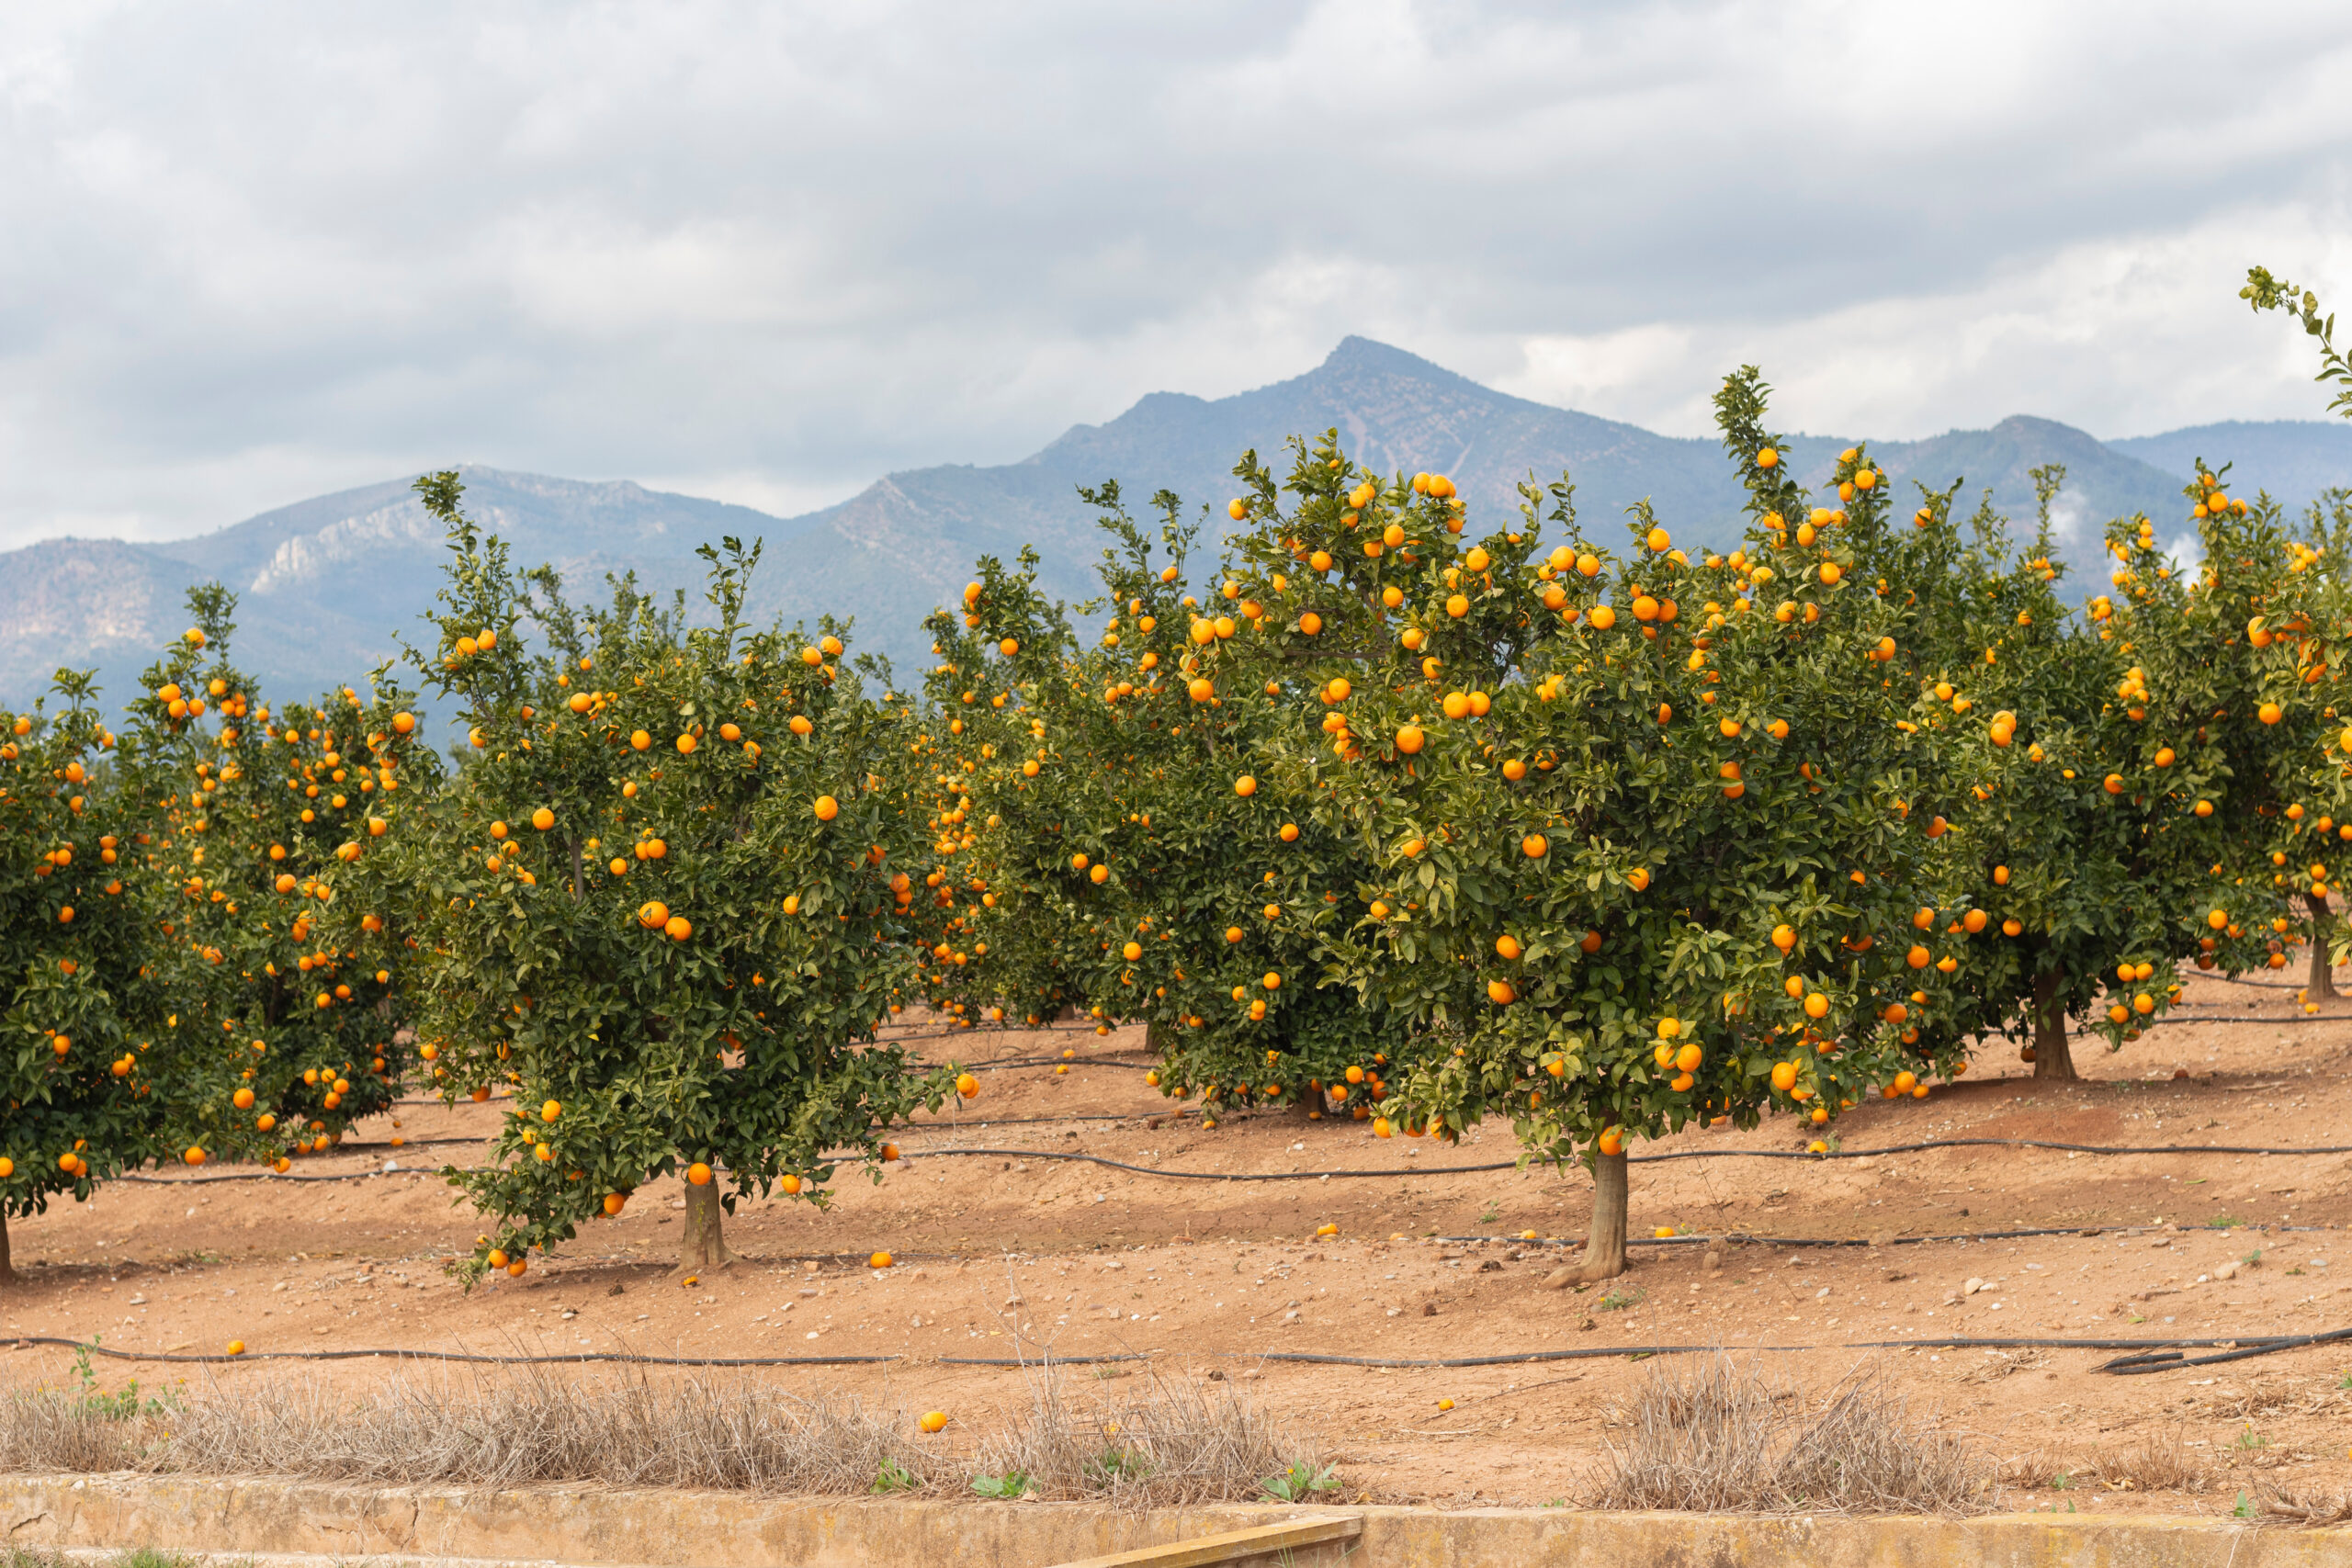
(1498, 209), (2352, 438)
(2, 0), (2349, 547)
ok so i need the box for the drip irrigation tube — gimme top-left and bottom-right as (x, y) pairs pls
(108, 1132), (2352, 1188)
(887, 1327), (2352, 1373)
(11, 1337), (897, 1368)
(2096, 1324), (2352, 1374)
(856, 1134), (2352, 1185)
(40, 1329), (2332, 1374)
(2127, 1013), (2350, 1025)
(1439, 1223), (2331, 1248)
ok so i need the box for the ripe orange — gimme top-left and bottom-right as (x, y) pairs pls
(687, 1162), (713, 1186)
(920, 1411), (948, 1434)
(815, 795), (840, 820)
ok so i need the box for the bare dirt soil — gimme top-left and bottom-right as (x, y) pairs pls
(10, 967), (2352, 1513)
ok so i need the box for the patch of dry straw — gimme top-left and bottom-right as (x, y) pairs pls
(1591, 1352), (1995, 1514)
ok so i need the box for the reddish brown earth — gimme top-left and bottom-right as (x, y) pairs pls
(9, 967), (2352, 1512)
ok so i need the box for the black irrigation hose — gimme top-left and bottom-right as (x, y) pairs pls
(34, 1326), (2340, 1375)
(873, 1134), (2352, 1186)
(2097, 1325), (2352, 1374)
(938, 1353), (1152, 1368)
(1442, 1223), (2332, 1249)
(1636, 1136), (2352, 1162)
(854, 1328), (2352, 1373)
(110, 1131), (2352, 1189)
(1250, 1328), (2347, 1371)
(121, 1169), (449, 1185)
(881, 1023), (1101, 1047)
(911, 1145), (1520, 1181)
(12, 1336), (897, 1368)
(2126, 1013), (2352, 1025)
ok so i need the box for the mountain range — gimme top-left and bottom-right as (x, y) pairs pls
(5, 336), (2349, 719)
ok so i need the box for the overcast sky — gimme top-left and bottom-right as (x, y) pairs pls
(4, 1), (2350, 548)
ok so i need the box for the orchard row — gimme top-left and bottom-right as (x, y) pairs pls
(6, 288), (2350, 1279)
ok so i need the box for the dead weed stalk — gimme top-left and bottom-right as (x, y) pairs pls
(973, 1362), (1322, 1508)
(3, 1364), (944, 1496)
(1592, 1353), (1995, 1515)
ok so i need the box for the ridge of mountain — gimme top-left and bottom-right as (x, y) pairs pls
(5, 340), (2348, 718)
(2109, 420), (2352, 509)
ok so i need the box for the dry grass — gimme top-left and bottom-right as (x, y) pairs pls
(0, 1361), (1317, 1507)
(1591, 1353), (1996, 1515)
(0, 1365), (944, 1496)
(2093, 1427), (2208, 1495)
(972, 1364), (1324, 1508)
(2003, 1426), (2209, 1499)
(0, 1387), (139, 1474)
(2257, 1487), (2352, 1525)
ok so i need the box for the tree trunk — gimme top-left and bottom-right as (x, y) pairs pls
(0, 1211), (12, 1285)
(1576, 1149), (1629, 1283)
(2309, 894), (2338, 1001)
(2030, 970), (2077, 1082)
(678, 1183), (736, 1274)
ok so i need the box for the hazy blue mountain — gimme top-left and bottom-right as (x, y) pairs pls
(2109, 420), (2352, 513)
(6, 337), (2350, 723)
(1796, 416), (2192, 550)
(0, 469), (799, 723)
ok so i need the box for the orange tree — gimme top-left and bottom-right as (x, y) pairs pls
(0, 671), (171, 1276)
(2243, 266), (2352, 998)
(1860, 468), (2207, 1080)
(117, 588), (433, 1165)
(912, 489), (1412, 1126)
(899, 544), (1080, 1037)
(2145, 464), (2352, 1006)
(1206, 372), (1974, 1280)
(355, 474), (954, 1278)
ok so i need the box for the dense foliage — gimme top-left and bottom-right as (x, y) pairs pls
(5, 266), (2349, 1281)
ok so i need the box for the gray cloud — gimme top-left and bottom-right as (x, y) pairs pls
(3, 0), (2350, 547)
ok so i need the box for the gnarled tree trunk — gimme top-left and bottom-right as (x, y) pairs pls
(1577, 1149), (1629, 1283)
(678, 1183), (737, 1274)
(2309, 893), (2339, 1002)
(2031, 969), (2077, 1081)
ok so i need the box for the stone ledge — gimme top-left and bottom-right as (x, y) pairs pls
(4, 1472), (2345, 1568)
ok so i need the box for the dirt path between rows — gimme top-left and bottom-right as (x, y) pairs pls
(13, 968), (2352, 1511)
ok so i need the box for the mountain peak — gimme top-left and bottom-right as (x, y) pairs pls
(7, 337), (2350, 719)
(1315, 335), (1478, 389)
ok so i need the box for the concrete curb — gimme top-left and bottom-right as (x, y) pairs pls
(3, 1473), (2346, 1567)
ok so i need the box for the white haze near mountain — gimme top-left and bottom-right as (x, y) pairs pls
(1, 0), (2348, 550)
